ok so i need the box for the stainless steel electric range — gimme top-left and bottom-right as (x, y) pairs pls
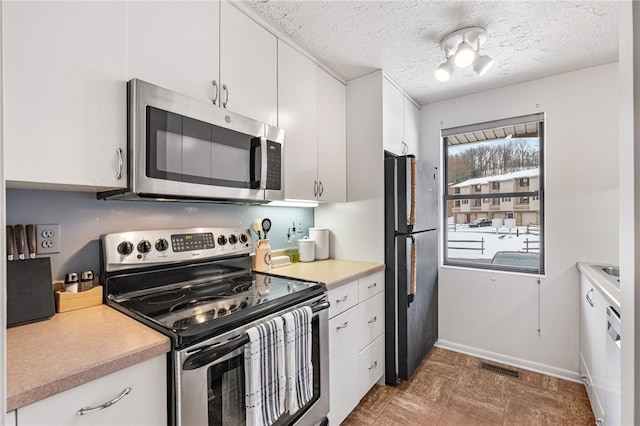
(101, 227), (329, 426)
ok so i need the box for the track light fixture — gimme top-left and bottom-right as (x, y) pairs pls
(434, 27), (493, 82)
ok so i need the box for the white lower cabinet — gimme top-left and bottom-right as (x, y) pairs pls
(6, 411), (16, 426)
(579, 273), (607, 425)
(16, 355), (166, 426)
(327, 271), (384, 425)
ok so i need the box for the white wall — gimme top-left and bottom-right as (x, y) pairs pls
(421, 63), (619, 378)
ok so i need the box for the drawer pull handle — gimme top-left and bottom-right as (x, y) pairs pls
(336, 295), (349, 303)
(368, 316), (377, 324)
(115, 148), (123, 180)
(367, 282), (377, 289)
(77, 387), (131, 416)
(368, 361), (378, 370)
(336, 321), (349, 330)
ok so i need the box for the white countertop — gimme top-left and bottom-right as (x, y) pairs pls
(576, 262), (621, 311)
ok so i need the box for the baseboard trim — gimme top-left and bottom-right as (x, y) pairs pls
(435, 339), (582, 383)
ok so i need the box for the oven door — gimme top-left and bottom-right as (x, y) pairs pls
(176, 300), (329, 426)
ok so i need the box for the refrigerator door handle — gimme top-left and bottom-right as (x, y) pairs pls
(408, 235), (417, 305)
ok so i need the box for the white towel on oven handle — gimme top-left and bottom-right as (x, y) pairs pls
(282, 306), (313, 414)
(244, 317), (286, 426)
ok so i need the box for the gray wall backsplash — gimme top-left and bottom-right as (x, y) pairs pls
(6, 189), (314, 280)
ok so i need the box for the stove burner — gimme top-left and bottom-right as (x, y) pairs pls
(141, 292), (186, 305)
(231, 282), (252, 293)
(170, 296), (223, 313)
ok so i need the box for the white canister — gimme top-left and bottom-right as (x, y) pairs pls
(253, 239), (272, 272)
(309, 228), (329, 260)
(298, 237), (315, 262)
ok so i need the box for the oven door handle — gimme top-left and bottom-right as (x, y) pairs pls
(183, 299), (330, 371)
(183, 335), (249, 371)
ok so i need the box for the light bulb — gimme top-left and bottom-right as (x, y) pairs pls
(454, 41), (476, 68)
(434, 56), (455, 82)
(473, 55), (494, 76)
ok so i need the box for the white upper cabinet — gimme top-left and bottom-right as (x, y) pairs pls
(278, 41), (318, 201)
(4, 1), (127, 189)
(220, 2), (277, 126)
(278, 41), (346, 202)
(382, 77), (420, 157)
(317, 68), (347, 203)
(126, 1), (220, 104)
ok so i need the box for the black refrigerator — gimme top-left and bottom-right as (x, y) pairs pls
(384, 153), (438, 384)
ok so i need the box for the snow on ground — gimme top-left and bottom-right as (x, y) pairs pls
(447, 224), (539, 262)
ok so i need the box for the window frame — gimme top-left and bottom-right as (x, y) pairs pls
(442, 114), (545, 275)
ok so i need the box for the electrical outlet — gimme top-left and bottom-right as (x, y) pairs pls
(296, 217), (303, 233)
(36, 224), (61, 254)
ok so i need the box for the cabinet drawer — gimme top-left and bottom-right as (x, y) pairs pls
(358, 334), (385, 397)
(356, 291), (385, 351)
(328, 280), (358, 318)
(17, 355), (167, 426)
(358, 271), (384, 302)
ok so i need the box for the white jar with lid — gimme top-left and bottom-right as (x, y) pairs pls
(309, 228), (329, 260)
(298, 237), (315, 262)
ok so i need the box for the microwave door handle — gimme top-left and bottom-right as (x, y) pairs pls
(261, 137), (268, 190)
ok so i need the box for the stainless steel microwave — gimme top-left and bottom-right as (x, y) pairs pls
(99, 79), (284, 203)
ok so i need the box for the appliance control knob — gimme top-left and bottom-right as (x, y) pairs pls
(217, 235), (228, 245)
(117, 241), (134, 255)
(155, 238), (169, 252)
(229, 234), (238, 245)
(239, 234), (248, 244)
(137, 240), (152, 253)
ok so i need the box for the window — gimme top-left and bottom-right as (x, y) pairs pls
(443, 113), (545, 274)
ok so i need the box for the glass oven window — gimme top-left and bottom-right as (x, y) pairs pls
(206, 316), (321, 425)
(146, 106), (260, 189)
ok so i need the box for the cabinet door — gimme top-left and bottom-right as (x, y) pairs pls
(17, 355), (166, 426)
(126, 1), (219, 104)
(220, 2), (277, 126)
(355, 291), (385, 351)
(403, 96), (420, 157)
(328, 306), (360, 426)
(6, 411), (16, 426)
(278, 41), (318, 201)
(4, 1), (126, 189)
(382, 77), (404, 155)
(316, 69), (346, 203)
(327, 279), (358, 319)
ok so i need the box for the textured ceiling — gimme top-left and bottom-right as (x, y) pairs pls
(240, 0), (619, 105)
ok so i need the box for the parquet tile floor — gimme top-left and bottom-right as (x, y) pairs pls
(341, 347), (595, 426)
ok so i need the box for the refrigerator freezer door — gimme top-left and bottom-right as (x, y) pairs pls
(391, 155), (438, 234)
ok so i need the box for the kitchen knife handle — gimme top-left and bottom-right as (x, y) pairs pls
(14, 224), (25, 260)
(6, 225), (14, 261)
(26, 224), (36, 259)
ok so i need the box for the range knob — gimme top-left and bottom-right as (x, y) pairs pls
(239, 234), (248, 244)
(217, 235), (228, 246)
(117, 240), (134, 255)
(229, 234), (238, 245)
(155, 238), (169, 252)
(137, 240), (152, 253)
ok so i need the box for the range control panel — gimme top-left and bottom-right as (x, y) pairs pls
(102, 227), (252, 271)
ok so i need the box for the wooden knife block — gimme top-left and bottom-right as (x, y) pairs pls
(55, 285), (103, 313)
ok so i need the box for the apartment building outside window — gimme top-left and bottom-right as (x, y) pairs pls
(443, 113), (545, 274)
